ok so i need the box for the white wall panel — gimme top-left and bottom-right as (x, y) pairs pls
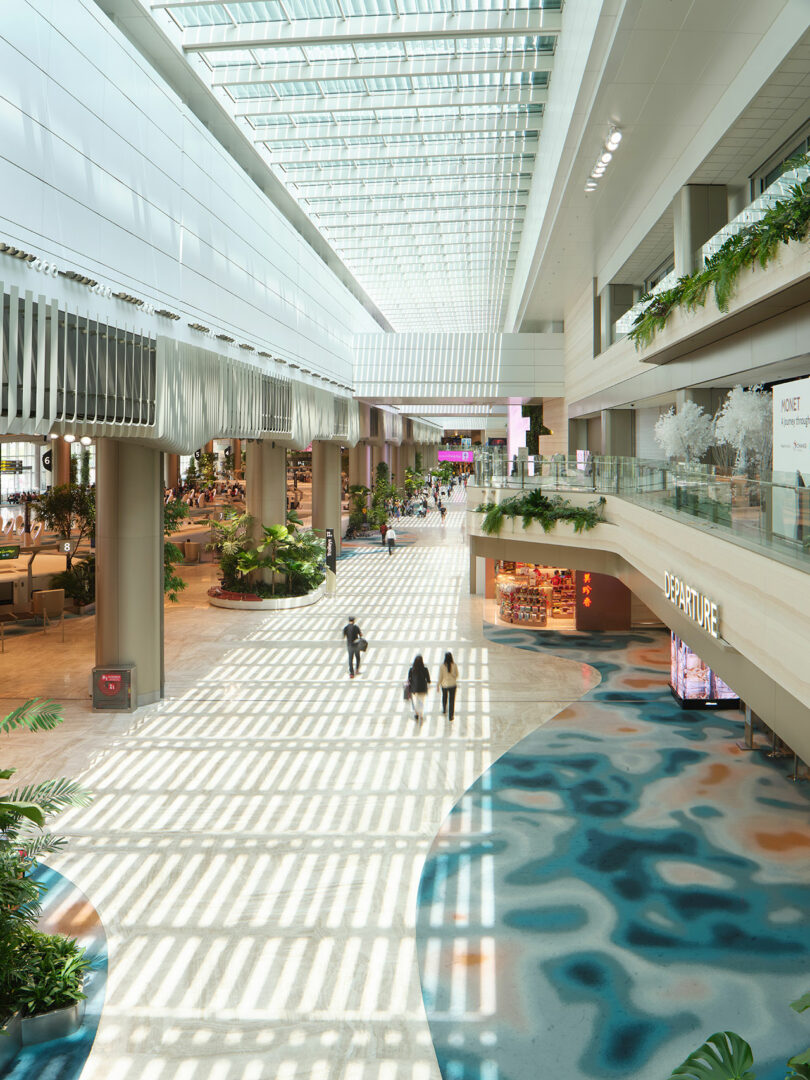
(355, 332), (564, 402)
(0, 0), (381, 389)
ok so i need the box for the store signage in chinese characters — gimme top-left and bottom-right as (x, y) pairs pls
(581, 572), (593, 608)
(663, 572), (718, 638)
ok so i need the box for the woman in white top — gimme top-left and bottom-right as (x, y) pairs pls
(437, 651), (459, 721)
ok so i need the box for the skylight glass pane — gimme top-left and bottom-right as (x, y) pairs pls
(272, 80), (322, 97)
(363, 77), (412, 92)
(168, 5), (233, 28)
(253, 47), (307, 63)
(228, 1), (288, 22)
(317, 78), (368, 94)
(304, 43), (357, 62)
(354, 41), (406, 60)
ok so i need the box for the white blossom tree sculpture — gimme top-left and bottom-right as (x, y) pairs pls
(654, 401), (714, 464)
(714, 385), (773, 476)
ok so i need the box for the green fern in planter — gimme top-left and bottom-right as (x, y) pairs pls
(630, 159), (810, 348)
(475, 495), (604, 536)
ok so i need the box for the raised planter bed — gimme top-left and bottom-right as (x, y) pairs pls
(207, 583), (325, 610)
(20, 999), (86, 1045)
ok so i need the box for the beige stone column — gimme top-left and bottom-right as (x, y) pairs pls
(312, 440), (342, 556)
(349, 442), (371, 490)
(371, 442), (390, 485)
(95, 439), (163, 706)
(246, 441), (288, 531)
(537, 398), (568, 458)
(390, 444), (402, 488)
(165, 454), (180, 490)
(53, 438), (71, 486)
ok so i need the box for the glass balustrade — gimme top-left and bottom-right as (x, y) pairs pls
(472, 450), (810, 574)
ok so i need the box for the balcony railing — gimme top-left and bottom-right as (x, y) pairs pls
(612, 162), (810, 342)
(472, 451), (810, 574)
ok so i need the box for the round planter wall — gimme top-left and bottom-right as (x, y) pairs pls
(208, 583), (325, 611)
(21, 1000), (86, 1046)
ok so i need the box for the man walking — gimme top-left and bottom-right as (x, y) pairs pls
(342, 615), (363, 678)
(386, 525), (397, 555)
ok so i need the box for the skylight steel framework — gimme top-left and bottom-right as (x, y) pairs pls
(146, 0), (563, 331)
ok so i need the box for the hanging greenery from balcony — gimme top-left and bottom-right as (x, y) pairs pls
(475, 490), (605, 536)
(629, 157), (810, 349)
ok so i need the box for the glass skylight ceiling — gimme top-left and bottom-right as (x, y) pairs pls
(147, 0), (562, 331)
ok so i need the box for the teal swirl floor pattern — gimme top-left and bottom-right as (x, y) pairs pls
(1, 866), (107, 1080)
(416, 626), (810, 1080)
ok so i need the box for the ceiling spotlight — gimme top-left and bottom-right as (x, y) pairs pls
(63, 434), (76, 444)
(49, 433), (60, 441)
(608, 129), (623, 149)
(600, 152), (613, 164)
(80, 436), (92, 447)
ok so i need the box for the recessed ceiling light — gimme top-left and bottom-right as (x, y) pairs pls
(600, 152), (613, 165)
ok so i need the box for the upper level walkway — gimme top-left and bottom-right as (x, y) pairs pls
(474, 453), (810, 576)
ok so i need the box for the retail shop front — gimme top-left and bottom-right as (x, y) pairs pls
(484, 558), (633, 632)
(483, 556), (741, 712)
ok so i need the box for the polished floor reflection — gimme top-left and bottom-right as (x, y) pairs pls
(0, 491), (597, 1079)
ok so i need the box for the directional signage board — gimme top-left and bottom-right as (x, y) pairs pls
(325, 528), (336, 574)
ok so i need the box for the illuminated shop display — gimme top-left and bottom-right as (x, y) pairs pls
(670, 633), (739, 709)
(494, 562), (576, 629)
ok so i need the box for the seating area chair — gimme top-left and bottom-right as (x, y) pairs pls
(1, 519), (13, 536)
(31, 588), (66, 641)
(14, 515), (24, 535)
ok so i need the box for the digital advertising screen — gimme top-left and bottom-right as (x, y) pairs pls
(670, 633), (739, 709)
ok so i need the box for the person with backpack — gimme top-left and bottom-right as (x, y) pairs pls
(342, 615), (363, 679)
(437, 652), (459, 721)
(406, 655), (431, 722)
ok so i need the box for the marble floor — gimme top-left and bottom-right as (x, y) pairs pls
(0, 489), (598, 1079)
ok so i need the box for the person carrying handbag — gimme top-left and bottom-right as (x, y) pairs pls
(406, 654), (430, 722)
(342, 616), (364, 679)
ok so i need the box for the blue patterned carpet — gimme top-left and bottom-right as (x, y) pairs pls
(1, 866), (107, 1080)
(416, 626), (810, 1080)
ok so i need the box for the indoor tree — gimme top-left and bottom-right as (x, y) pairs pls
(714, 385), (773, 477)
(163, 497), (189, 602)
(36, 478), (95, 572)
(654, 402), (715, 464)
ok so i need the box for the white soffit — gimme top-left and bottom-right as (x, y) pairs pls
(144, 0), (563, 332)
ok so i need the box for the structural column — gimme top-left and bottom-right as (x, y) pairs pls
(246, 440), (288, 531)
(600, 409), (634, 457)
(165, 453), (180, 490)
(390, 444), (403, 488)
(96, 439), (163, 707)
(348, 442), (371, 490)
(53, 438), (71, 486)
(312, 440), (343, 556)
(371, 442), (389, 481)
(538, 398), (567, 457)
(673, 184), (727, 276)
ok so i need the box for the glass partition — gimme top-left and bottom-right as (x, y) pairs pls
(473, 451), (810, 574)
